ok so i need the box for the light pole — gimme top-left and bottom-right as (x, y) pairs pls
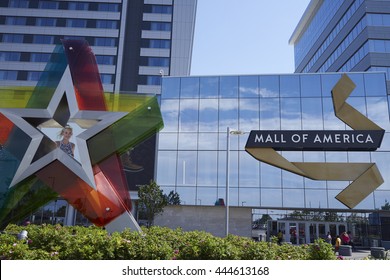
(225, 127), (245, 237)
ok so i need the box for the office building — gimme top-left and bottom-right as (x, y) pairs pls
(289, 0), (390, 92)
(0, 0), (197, 225)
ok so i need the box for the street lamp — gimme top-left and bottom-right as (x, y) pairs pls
(226, 127), (245, 237)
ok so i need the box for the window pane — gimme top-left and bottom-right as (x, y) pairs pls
(260, 98), (280, 130)
(301, 75), (321, 97)
(197, 151), (217, 186)
(259, 75), (279, 97)
(302, 98), (323, 129)
(280, 75), (300, 97)
(157, 151), (177, 185)
(160, 99), (179, 131)
(239, 98), (259, 131)
(281, 98), (301, 129)
(239, 75), (259, 98)
(200, 76), (218, 98)
(220, 76), (238, 98)
(177, 151), (197, 186)
(179, 99), (198, 132)
(199, 99), (218, 132)
(162, 77), (180, 99)
(180, 77), (199, 98)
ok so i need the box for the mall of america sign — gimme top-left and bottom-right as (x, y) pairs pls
(245, 74), (385, 209)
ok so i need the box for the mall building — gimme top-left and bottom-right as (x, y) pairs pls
(2, 0), (390, 247)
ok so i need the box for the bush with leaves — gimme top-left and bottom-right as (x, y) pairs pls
(1, 224), (337, 260)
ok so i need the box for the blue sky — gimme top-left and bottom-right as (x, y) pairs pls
(191, 0), (311, 76)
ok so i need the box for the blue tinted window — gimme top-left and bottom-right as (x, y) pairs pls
(30, 53), (50, 62)
(68, 2), (89, 10)
(150, 22), (171, 31)
(38, 1), (59, 9)
(180, 77), (199, 98)
(27, 71), (41, 81)
(66, 19), (87, 28)
(9, 0), (29, 8)
(220, 76), (238, 98)
(0, 52), (21, 61)
(36, 18), (57, 26)
(97, 3), (119, 12)
(33, 35), (54, 44)
(162, 77), (180, 98)
(96, 20), (118, 29)
(94, 38), (116, 47)
(200, 77), (218, 98)
(95, 55), (114, 65)
(0, 70), (17, 80)
(100, 74), (112, 84)
(146, 76), (161, 85)
(280, 75), (300, 97)
(5, 17), (26, 25)
(301, 75), (321, 97)
(239, 75), (259, 98)
(142, 57), (169, 67)
(259, 75), (279, 97)
(364, 73), (387, 96)
(2, 34), (23, 43)
(142, 39), (170, 49)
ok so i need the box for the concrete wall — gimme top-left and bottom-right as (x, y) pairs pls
(154, 205), (252, 238)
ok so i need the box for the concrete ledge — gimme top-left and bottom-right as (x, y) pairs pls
(370, 247), (386, 259)
(339, 245), (352, 256)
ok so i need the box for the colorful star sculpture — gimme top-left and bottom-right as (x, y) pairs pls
(0, 40), (163, 231)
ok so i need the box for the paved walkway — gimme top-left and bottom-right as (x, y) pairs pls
(340, 249), (371, 260)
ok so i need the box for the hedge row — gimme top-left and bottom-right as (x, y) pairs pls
(0, 224), (336, 260)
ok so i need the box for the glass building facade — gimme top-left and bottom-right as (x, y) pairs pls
(158, 72), (390, 211)
(290, 0), (390, 92)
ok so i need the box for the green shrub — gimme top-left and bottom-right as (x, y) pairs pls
(0, 224), (338, 260)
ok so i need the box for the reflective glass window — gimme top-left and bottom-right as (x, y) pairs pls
(177, 151), (197, 186)
(304, 177), (326, 189)
(30, 53), (51, 62)
(283, 189), (304, 207)
(0, 52), (20, 61)
(260, 98), (280, 130)
(301, 75), (321, 97)
(180, 77), (199, 98)
(178, 133), (197, 150)
(176, 187), (197, 205)
(197, 151), (217, 186)
(0, 70), (17, 80)
(158, 133), (177, 150)
(239, 151), (259, 188)
(2, 34), (23, 43)
(281, 98), (301, 130)
(259, 75), (279, 97)
(179, 99), (198, 132)
(39, 1), (58, 9)
(374, 191), (390, 209)
(280, 75), (300, 97)
(364, 73), (386, 96)
(95, 55), (115, 65)
(97, 3), (119, 12)
(94, 38), (116, 47)
(27, 71), (41, 81)
(366, 97), (390, 131)
(239, 188), (260, 206)
(100, 74), (112, 84)
(96, 20), (118, 29)
(260, 163), (281, 188)
(305, 189), (328, 208)
(162, 78), (180, 99)
(282, 171), (304, 189)
(157, 151), (177, 185)
(68, 2), (89, 10)
(302, 98), (323, 130)
(261, 188), (282, 207)
(6, 16), (26, 25)
(200, 76), (218, 98)
(160, 99), (179, 131)
(198, 133), (218, 150)
(239, 98), (259, 131)
(66, 19), (87, 28)
(239, 75), (259, 98)
(197, 187), (218, 206)
(347, 73), (364, 96)
(220, 76), (238, 98)
(9, 0), (29, 8)
(323, 97), (345, 130)
(32, 35), (54, 44)
(219, 99), (238, 132)
(36, 18), (57, 26)
(372, 152), (390, 190)
(199, 99), (218, 132)
(321, 74), (342, 97)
